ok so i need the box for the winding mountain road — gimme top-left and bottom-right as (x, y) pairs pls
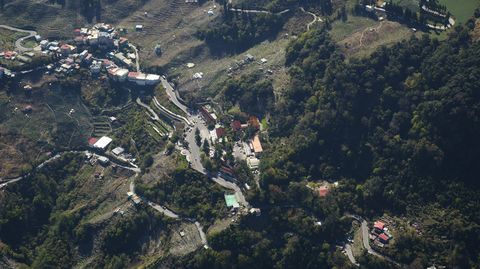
(0, 25), (37, 52)
(300, 7), (323, 31)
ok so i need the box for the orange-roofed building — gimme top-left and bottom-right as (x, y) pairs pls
(250, 134), (263, 155)
(248, 116), (261, 130)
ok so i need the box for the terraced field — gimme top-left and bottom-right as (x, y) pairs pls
(91, 116), (112, 137)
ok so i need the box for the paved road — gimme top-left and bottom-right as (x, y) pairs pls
(195, 221), (208, 246)
(345, 244), (359, 266)
(228, 8), (289, 15)
(136, 97), (160, 121)
(160, 78), (189, 115)
(0, 150), (139, 189)
(0, 25), (37, 52)
(360, 219), (401, 266)
(161, 80), (249, 207)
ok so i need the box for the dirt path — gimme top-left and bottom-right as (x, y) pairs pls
(300, 7), (323, 31)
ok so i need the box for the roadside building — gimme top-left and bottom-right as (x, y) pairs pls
(128, 72), (139, 82)
(374, 221), (385, 233)
(108, 67), (129, 82)
(93, 136), (113, 150)
(112, 147), (125, 156)
(145, 74), (160, 85)
(97, 156), (110, 165)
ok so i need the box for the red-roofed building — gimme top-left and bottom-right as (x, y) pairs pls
(318, 186), (329, 197)
(216, 127), (226, 138)
(378, 233), (389, 244)
(119, 37), (129, 48)
(88, 137), (98, 146)
(374, 221), (385, 232)
(4, 51), (17, 59)
(231, 120), (242, 132)
(73, 29), (81, 36)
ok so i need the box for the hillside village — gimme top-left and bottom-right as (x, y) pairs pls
(0, 0), (479, 267)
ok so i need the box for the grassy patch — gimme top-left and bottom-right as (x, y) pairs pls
(332, 18), (416, 59)
(439, 0), (480, 25)
(0, 28), (27, 51)
(330, 16), (378, 42)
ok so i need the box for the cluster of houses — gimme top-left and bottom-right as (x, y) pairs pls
(369, 220), (394, 247)
(1, 23), (161, 86)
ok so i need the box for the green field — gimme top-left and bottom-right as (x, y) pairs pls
(439, 0), (480, 24)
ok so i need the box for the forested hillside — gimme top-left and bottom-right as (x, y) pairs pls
(167, 17), (480, 269)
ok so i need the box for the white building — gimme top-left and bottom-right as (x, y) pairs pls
(93, 136), (113, 150)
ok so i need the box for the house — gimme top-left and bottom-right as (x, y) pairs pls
(128, 72), (139, 82)
(248, 116), (261, 130)
(216, 127), (226, 138)
(90, 61), (102, 75)
(93, 136), (113, 150)
(74, 36), (86, 45)
(374, 221), (385, 233)
(249, 208), (261, 216)
(114, 52), (133, 67)
(34, 35), (42, 41)
(60, 44), (76, 55)
(245, 54), (254, 62)
(378, 233), (389, 244)
(97, 156), (110, 165)
(108, 68), (129, 82)
(4, 51), (17, 60)
(40, 40), (49, 50)
(88, 137), (98, 146)
(145, 74), (160, 85)
(119, 37), (129, 49)
(22, 105), (33, 113)
(112, 147), (125, 155)
(318, 186), (329, 197)
(250, 134), (263, 155)
(135, 25), (143, 31)
(231, 120), (242, 132)
(200, 106), (216, 124)
(247, 156), (260, 170)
